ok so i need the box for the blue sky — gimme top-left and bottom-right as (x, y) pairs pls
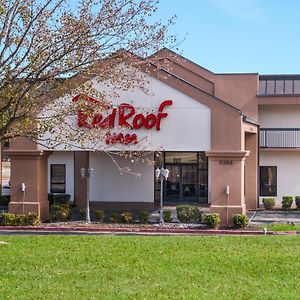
(157, 0), (300, 74)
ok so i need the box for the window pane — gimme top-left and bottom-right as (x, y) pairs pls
(51, 164), (66, 193)
(284, 80), (293, 94)
(51, 184), (65, 193)
(165, 152), (198, 164)
(294, 80), (300, 94)
(258, 80), (266, 95)
(275, 80), (284, 94)
(260, 166), (277, 196)
(266, 80), (275, 95)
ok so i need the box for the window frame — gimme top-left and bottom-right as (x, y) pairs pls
(260, 166), (277, 197)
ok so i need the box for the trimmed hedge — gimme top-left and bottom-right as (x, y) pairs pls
(50, 204), (71, 222)
(282, 196), (293, 210)
(121, 212), (133, 224)
(0, 195), (10, 206)
(262, 197), (276, 210)
(233, 214), (249, 229)
(176, 205), (201, 223)
(139, 211), (149, 224)
(94, 210), (105, 222)
(0, 212), (40, 226)
(163, 210), (172, 223)
(204, 213), (220, 229)
(296, 196), (300, 210)
(52, 194), (71, 205)
(110, 213), (121, 223)
(79, 208), (86, 220)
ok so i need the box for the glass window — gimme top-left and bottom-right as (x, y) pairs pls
(275, 80), (284, 94)
(284, 80), (293, 94)
(266, 80), (275, 95)
(155, 152), (208, 203)
(258, 80), (266, 95)
(294, 80), (300, 94)
(165, 152), (198, 164)
(51, 164), (66, 193)
(260, 166), (277, 196)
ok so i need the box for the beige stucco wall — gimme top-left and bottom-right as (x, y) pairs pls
(260, 151), (300, 205)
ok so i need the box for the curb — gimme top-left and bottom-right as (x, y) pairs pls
(0, 225), (270, 235)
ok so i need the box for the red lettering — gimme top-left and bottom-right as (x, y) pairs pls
(144, 114), (157, 129)
(92, 114), (102, 127)
(78, 110), (91, 128)
(98, 108), (116, 129)
(132, 114), (145, 129)
(119, 103), (135, 128)
(156, 100), (173, 131)
(105, 132), (138, 145)
(75, 97), (173, 145)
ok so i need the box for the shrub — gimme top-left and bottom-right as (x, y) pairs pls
(204, 213), (221, 229)
(50, 204), (71, 222)
(48, 193), (55, 206)
(232, 214), (249, 229)
(0, 213), (16, 226)
(15, 215), (27, 226)
(262, 197), (276, 210)
(176, 205), (201, 223)
(25, 212), (40, 226)
(163, 210), (172, 222)
(0, 213), (40, 226)
(295, 196), (300, 210)
(53, 194), (71, 205)
(139, 211), (149, 224)
(0, 195), (10, 206)
(79, 208), (86, 220)
(94, 210), (105, 222)
(121, 212), (133, 224)
(282, 196), (293, 210)
(110, 213), (121, 223)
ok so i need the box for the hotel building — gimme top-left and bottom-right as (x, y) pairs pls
(3, 49), (299, 225)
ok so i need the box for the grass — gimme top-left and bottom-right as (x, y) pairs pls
(260, 223), (300, 231)
(1, 236), (300, 299)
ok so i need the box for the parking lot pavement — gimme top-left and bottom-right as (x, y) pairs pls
(250, 210), (300, 224)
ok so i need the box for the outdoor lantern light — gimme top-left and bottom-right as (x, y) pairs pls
(80, 167), (86, 179)
(80, 166), (93, 223)
(155, 167), (161, 179)
(156, 166), (169, 224)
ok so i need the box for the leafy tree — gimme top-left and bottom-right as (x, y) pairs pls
(0, 0), (175, 143)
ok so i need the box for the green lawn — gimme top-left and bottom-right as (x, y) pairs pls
(1, 235), (300, 299)
(260, 223), (300, 231)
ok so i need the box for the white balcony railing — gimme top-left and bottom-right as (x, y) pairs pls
(260, 128), (300, 148)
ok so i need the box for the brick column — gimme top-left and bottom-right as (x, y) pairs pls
(206, 150), (249, 226)
(7, 150), (52, 221)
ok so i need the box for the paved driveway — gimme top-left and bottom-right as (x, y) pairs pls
(250, 210), (300, 224)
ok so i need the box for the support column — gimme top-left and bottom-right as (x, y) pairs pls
(245, 132), (258, 210)
(74, 151), (89, 208)
(206, 150), (249, 226)
(6, 150), (52, 221)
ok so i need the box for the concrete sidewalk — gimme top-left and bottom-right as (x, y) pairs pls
(250, 210), (300, 224)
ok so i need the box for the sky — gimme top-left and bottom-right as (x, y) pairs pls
(156, 0), (300, 74)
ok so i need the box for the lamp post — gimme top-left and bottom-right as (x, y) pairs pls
(155, 167), (169, 224)
(80, 167), (93, 223)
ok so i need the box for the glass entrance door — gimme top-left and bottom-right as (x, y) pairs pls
(155, 152), (208, 204)
(182, 165), (197, 200)
(165, 164), (198, 202)
(165, 165), (181, 200)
